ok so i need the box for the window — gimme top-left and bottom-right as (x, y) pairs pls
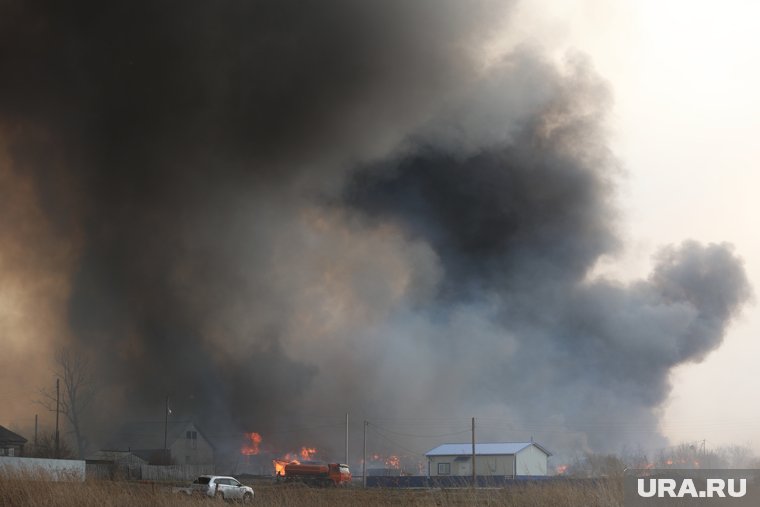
(437, 462), (450, 475)
(186, 430), (198, 449)
(0, 448), (5, 456)
(7, 448), (14, 457)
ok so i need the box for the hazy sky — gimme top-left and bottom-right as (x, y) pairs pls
(510, 0), (760, 450)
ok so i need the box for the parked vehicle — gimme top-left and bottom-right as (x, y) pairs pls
(187, 475), (254, 503)
(277, 462), (351, 487)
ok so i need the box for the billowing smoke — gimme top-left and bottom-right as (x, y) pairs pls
(0, 0), (751, 461)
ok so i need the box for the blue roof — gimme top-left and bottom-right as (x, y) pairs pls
(425, 442), (552, 457)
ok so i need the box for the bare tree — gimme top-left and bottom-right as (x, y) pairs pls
(565, 453), (626, 478)
(38, 347), (97, 459)
(657, 442), (726, 469)
(30, 430), (76, 459)
(716, 444), (755, 468)
(620, 444), (652, 470)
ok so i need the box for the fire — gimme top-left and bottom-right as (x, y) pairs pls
(273, 447), (318, 476)
(555, 464), (569, 475)
(300, 446), (317, 460)
(370, 453), (401, 469)
(241, 432), (262, 456)
(273, 458), (297, 477)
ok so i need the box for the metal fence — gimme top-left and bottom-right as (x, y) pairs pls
(366, 475), (560, 488)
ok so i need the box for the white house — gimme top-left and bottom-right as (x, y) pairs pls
(425, 442), (551, 477)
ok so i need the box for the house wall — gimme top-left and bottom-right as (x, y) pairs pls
(515, 445), (548, 476)
(475, 455), (515, 476)
(0, 443), (24, 457)
(170, 425), (214, 465)
(428, 455), (515, 477)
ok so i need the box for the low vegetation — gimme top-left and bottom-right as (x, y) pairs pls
(0, 476), (623, 507)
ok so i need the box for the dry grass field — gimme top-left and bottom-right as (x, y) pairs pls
(0, 477), (624, 507)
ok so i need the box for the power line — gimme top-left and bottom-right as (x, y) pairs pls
(367, 423), (471, 439)
(366, 423), (430, 458)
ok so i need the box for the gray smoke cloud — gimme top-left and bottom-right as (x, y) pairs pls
(0, 0), (751, 462)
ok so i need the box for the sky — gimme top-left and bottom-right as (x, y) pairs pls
(0, 0), (758, 463)
(508, 0), (760, 450)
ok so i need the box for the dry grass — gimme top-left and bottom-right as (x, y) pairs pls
(0, 476), (623, 507)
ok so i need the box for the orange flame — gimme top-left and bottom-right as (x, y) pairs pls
(369, 453), (401, 469)
(556, 464), (569, 475)
(274, 458), (297, 476)
(300, 446), (317, 460)
(273, 448), (317, 476)
(241, 432), (262, 456)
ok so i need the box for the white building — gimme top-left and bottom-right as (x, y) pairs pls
(425, 442), (551, 477)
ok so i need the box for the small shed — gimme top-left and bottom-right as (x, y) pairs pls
(426, 442), (551, 477)
(0, 426), (27, 457)
(85, 450), (148, 480)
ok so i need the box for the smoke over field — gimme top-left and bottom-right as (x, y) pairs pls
(0, 0), (751, 460)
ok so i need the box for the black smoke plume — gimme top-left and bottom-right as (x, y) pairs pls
(0, 0), (750, 461)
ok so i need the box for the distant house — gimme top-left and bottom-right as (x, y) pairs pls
(425, 442), (552, 477)
(104, 421), (214, 465)
(0, 425), (27, 457)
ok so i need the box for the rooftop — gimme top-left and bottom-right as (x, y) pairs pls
(0, 425), (27, 444)
(425, 442), (552, 457)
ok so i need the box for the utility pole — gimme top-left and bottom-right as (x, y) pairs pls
(34, 414), (38, 456)
(164, 396), (169, 452)
(471, 417), (476, 488)
(345, 412), (349, 466)
(55, 378), (60, 459)
(362, 420), (367, 488)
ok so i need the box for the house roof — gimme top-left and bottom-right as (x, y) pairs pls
(0, 425), (27, 445)
(425, 442), (552, 457)
(106, 421), (211, 451)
